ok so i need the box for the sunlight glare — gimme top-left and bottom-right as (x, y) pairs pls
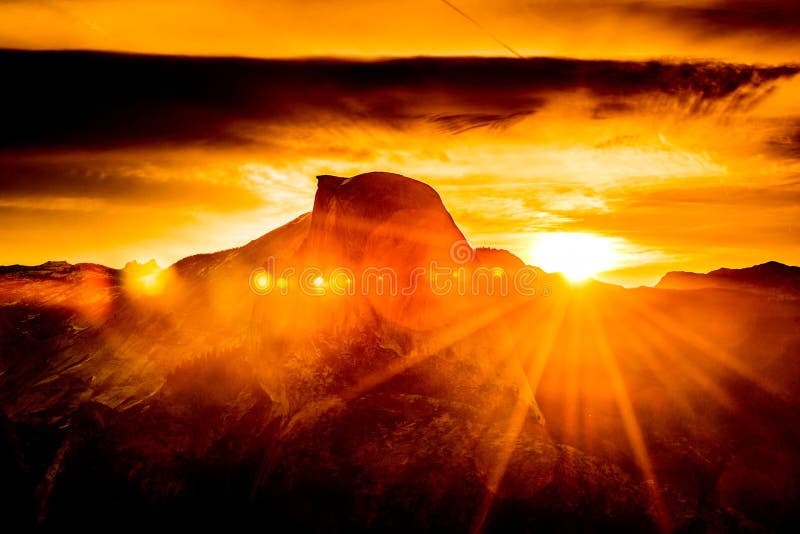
(125, 263), (168, 296)
(529, 232), (620, 282)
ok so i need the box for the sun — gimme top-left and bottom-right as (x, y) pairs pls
(120, 260), (172, 297)
(529, 232), (620, 282)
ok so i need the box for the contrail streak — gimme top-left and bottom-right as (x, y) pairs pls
(437, 0), (524, 59)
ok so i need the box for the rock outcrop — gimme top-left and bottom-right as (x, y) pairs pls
(306, 172), (468, 268)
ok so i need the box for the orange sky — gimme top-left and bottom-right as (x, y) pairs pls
(2, 0), (800, 63)
(1, 1), (799, 285)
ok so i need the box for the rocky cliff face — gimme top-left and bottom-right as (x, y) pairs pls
(306, 172), (468, 267)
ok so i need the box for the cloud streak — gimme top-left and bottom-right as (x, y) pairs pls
(618, 0), (800, 39)
(0, 50), (796, 151)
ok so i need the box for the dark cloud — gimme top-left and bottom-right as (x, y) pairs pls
(522, 1), (800, 43)
(429, 109), (539, 134)
(621, 0), (800, 40)
(0, 157), (263, 210)
(591, 101), (635, 119)
(768, 118), (800, 160)
(0, 49), (796, 151)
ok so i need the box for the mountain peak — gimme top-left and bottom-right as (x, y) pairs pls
(313, 172), (444, 208)
(306, 172), (467, 267)
(316, 174), (349, 190)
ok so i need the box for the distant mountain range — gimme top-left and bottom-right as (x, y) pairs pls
(658, 261), (800, 296)
(2, 172), (800, 532)
(5, 252), (798, 299)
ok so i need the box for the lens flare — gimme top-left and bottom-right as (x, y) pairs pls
(252, 271), (271, 291)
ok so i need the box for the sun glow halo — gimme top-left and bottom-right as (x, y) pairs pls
(125, 264), (168, 296)
(530, 232), (620, 282)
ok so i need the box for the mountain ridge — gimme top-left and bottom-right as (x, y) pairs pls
(657, 260), (800, 295)
(3, 256), (795, 296)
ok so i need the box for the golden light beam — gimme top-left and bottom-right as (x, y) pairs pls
(625, 301), (739, 411)
(340, 293), (532, 401)
(602, 303), (707, 418)
(634, 298), (777, 397)
(583, 297), (672, 533)
(470, 295), (570, 533)
(465, 296), (565, 432)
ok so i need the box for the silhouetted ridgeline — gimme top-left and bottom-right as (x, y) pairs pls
(658, 261), (800, 296)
